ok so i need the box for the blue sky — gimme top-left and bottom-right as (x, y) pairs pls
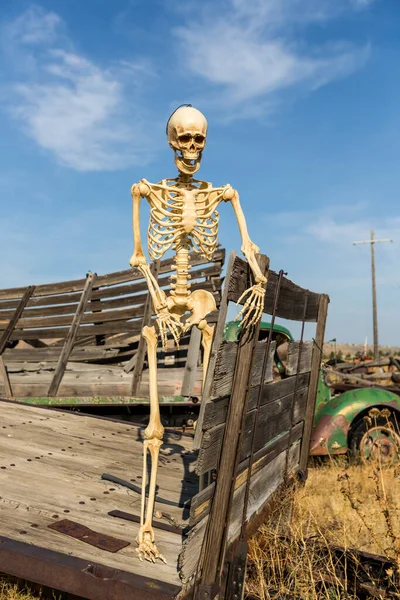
(0, 0), (399, 345)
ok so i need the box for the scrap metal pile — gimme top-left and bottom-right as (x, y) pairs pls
(324, 356), (400, 393)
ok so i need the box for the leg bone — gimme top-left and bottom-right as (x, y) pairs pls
(136, 325), (165, 563)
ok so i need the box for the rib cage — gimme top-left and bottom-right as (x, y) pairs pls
(146, 179), (226, 261)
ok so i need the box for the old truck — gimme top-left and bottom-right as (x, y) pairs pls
(310, 371), (400, 465)
(226, 320), (400, 465)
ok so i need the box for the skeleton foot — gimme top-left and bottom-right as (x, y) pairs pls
(136, 527), (166, 564)
(235, 283), (266, 327)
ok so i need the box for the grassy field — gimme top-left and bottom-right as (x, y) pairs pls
(2, 460), (400, 599)
(246, 459), (400, 599)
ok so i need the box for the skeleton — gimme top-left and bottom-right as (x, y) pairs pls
(129, 105), (267, 563)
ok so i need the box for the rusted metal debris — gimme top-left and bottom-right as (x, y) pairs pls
(48, 519), (130, 552)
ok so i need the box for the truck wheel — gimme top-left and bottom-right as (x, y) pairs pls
(349, 410), (400, 466)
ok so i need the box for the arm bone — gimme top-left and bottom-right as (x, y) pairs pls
(130, 182), (168, 313)
(223, 187), (267, 284)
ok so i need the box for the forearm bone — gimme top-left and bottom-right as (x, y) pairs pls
(223, 187), (267, 284)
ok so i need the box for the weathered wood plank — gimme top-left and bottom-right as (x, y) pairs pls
(179, 516), (208, 584)
(251, 340), (276, 386)
(189, 422), (304, 528)
(299, 294), (329, 472)
(210, 341), (238, 398)
(228, 440), (301, 542)
(197, 254), (269, 587)
(194, 251), (237, 450)
(181, 326), (202, 398)
(202, 372), (310, 432)
(240, 386), (308, 459)
(0, 276), (220, 314)
(0, 356), (12, 398)
(131, 261), (160, 394)
(184, 435), (303, 581)
(0, 286), (35, 355)
(0, 251), (223, 306)
(0, 400), (193, 587)
(8, 319), (144, 340)
(286, 340), (313, 376)
(47, 273), (96, 397)
(5, 305), (147, 330)
(227, 256), (320, 322)
(255, 371), (310, 409)
(197, 385), (308, 474)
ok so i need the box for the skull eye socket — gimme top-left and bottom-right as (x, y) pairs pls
(194, 135), (205, 144)
(178, 134), (192, 144)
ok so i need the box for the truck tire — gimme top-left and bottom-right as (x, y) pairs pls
(349, 410), (400, 466)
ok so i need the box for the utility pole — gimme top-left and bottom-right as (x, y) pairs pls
(352, 229), (393, 360)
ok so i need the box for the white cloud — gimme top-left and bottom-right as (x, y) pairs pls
(3, 7), (155, 171)
(6, 4), (61, 46)
(174, 0), (371, 115)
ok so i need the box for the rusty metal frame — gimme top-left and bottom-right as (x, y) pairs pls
(0, 535), (180, 600)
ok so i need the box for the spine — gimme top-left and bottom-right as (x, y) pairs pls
(170, 238), (191, 304)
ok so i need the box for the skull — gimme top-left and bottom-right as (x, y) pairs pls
(167, 106), (207, 175)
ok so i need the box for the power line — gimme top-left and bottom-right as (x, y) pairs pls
(352, 229), (393, 360)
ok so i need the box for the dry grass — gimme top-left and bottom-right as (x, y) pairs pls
(0, 579), (42, 600)
(246, 460), (400, 599)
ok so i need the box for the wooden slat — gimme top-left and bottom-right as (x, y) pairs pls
(239, 386), (308, 460)
(252, 371), (310, 409)
(131, 261), (160, 395)
(0, 250), (224, 305)
(203, 371), (310, 431)
(196, 385), (308, 474)
(47, 273), (96, 397)
(0, 282), (221, 321)
(194, 251), (237, 450)
(5, 305), (147, 330)
(210, 341), (238, 398)
(264, 271), (320, 322)
(0, 286), (35, 355)
(183, 433), (303, 581)
(227, 256), (321, 322)
(197, 254), (269, 587)
(189, 422), (304, 528)
(8, 319), (144, 340)
(286, 340), (314, 376)
(228, 440), (301, 543)
(299, 294), (329, 471)
(0, 356), (12, 398)
(181, 326), (202, 397)
(250, 340), (276, 386)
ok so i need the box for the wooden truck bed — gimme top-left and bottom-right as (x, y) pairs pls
(0, 252), (329, 600)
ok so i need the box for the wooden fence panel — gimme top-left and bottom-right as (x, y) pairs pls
(186, 252), (329, 598)
(0, 250), (225, 400)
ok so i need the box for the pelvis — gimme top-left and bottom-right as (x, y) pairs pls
(167, 289), (217, 331)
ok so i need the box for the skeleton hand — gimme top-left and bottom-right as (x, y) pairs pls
(235, 283), (266, 328)
(156, 308), (183, 350)
(136, 527), (166, 564)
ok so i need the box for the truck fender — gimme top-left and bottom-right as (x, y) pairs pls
(309, 388), (400, 456)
